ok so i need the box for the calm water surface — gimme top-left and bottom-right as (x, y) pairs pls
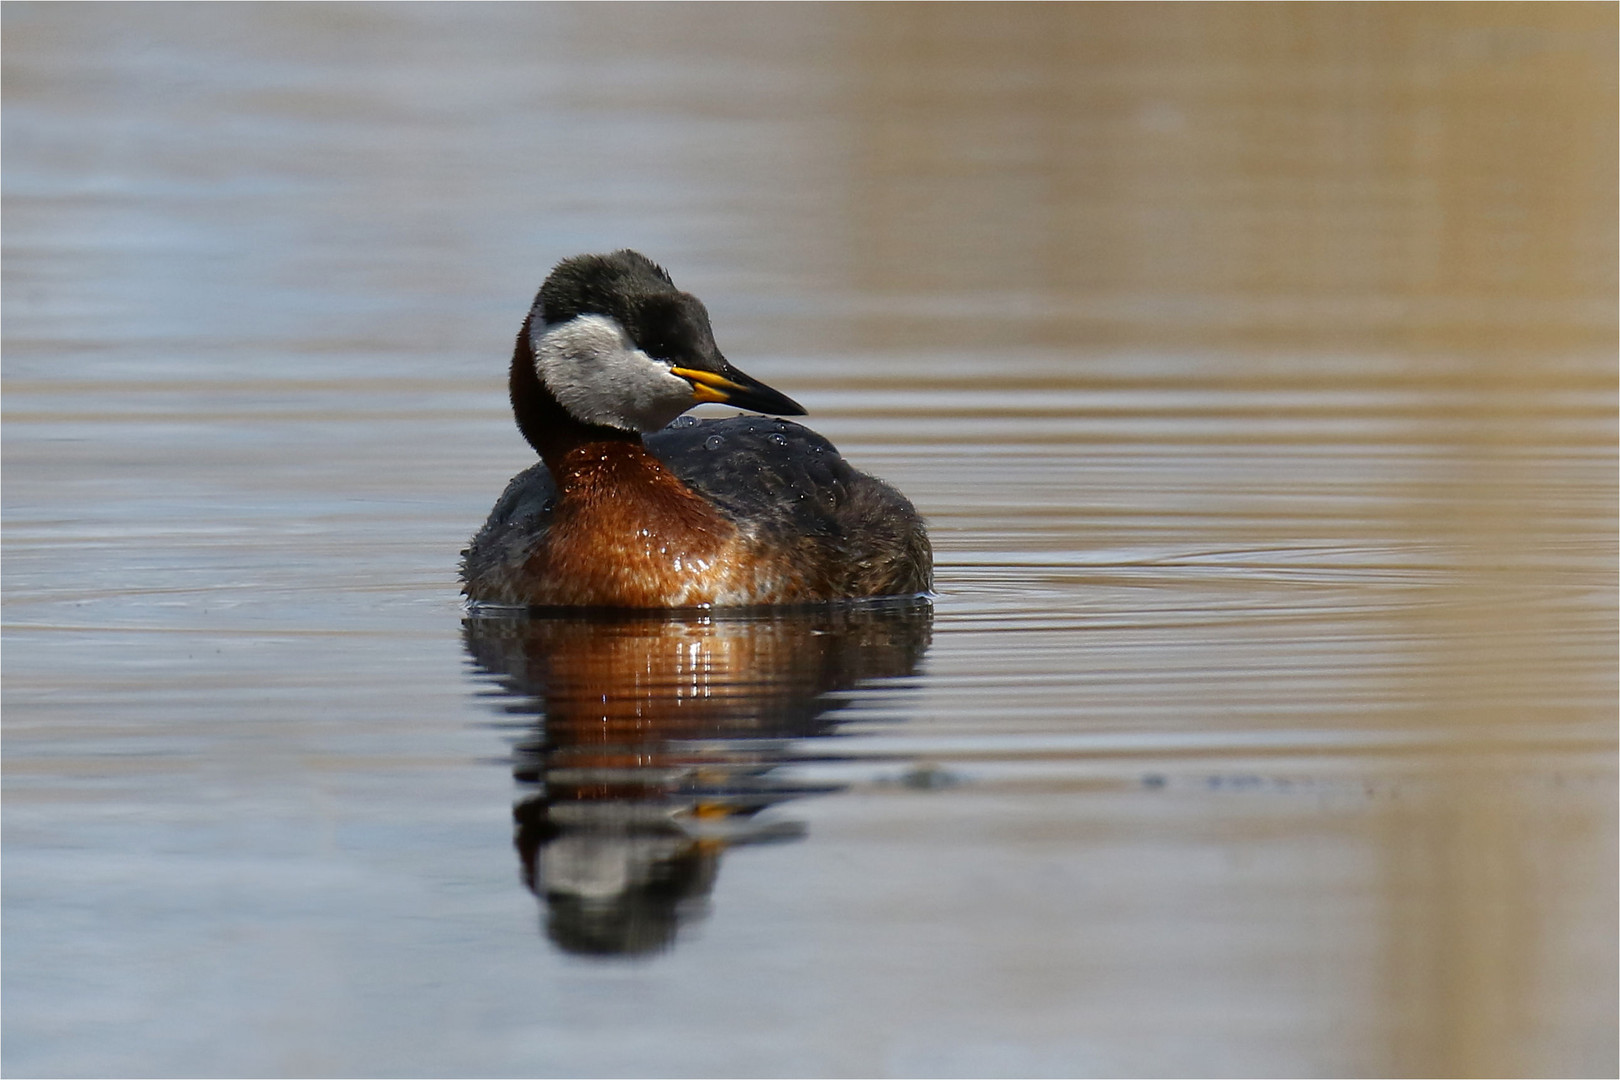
(4, 6), (1615, 1078)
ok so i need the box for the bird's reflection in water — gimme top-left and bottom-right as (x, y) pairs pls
(462, 600), (932, 957)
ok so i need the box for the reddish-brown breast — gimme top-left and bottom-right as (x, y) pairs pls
(511, 441), (812, 608)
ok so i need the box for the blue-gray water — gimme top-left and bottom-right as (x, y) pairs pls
(4, 5), (1615, 1077)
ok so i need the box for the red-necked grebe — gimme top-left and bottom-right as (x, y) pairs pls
(461, 250), (931, 608)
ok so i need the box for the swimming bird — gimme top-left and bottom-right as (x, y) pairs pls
(461, 250), (931, 608)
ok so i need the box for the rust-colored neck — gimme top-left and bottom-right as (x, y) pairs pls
(509, 312), (640, 477)
(522, 439), (743, 608)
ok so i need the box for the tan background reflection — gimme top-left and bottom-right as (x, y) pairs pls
(840, 4), (1612, 354)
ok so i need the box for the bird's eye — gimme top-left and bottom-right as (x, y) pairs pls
(634, 295), (708, 367)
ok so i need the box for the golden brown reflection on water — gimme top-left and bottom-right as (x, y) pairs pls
(3, 3), (1614, 1076)
(840, 4), (1613, 355)
(835, 10), (1614, 1074)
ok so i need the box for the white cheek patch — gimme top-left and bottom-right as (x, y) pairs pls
(532, 314), (698, 432)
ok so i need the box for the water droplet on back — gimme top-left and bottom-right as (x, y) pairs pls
(704, 434), (724, 451)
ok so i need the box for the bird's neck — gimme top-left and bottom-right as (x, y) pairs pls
(509, 312), (641, 477)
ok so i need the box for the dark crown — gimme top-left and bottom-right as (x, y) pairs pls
(534, 250), (721, 369)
